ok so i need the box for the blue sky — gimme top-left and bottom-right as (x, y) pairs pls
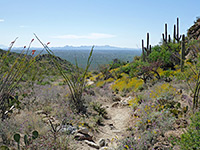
(0, 0), (199, 48)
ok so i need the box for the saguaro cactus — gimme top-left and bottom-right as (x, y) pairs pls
(142, 39), (145, 62)
(168, 35), (171, 43)
(142, 33), (152, 62)
(162, 23), (168, 44)
(174, 17), (182, 43)
(181, 34), (185, 72)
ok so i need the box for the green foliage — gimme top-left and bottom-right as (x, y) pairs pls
(99, 64), (112, 80)
(91, 102), (107, 118)
(177, 111), (200, 149)
(148, 45), (171, 64)
(148, 43), (181, 67)
(109, 58), (126, 70)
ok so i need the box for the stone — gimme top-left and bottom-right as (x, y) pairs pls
(77, 127), (89, 135)
(42, 117), (49, 123)
(84, 140), (99, 149)
(103, 113), (111, 120)
(51, 120), (60, 126)
(40, 113), (48, 118)
(100, 147), (114, 150)
(74, 133), (86, 141)
(111, 102), (119, 108)
(67, 126), (77, 134)
(121, 100), (129, 106)
(35, 110), (46, 115)
(112, 96), (121, 102)
(86, 79), (94, 86)
(164, 129), (184, 139)
(99, 138), (106, 147)
(153, 141), (172, 150)
(61, 125), (77, 134)
(174, 119), (188, 128)
(121, 96), (134, 106)
(177, 89), (183, 94)
(74, 133), (93, 141)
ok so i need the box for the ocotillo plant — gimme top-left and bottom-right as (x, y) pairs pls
(34, 34), (93, 113)
(173, 17), (182, 43)
(0, 38), (41, 120)
(142, 33), (151, 62)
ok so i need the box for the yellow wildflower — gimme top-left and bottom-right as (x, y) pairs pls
(124, 145), (129, 149)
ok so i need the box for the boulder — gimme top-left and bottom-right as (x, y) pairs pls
(74, 133), (93, 141)
(98, 138), (106, 147)
(84, 140), (99, 149)
(77, 127), (89, 135)
(61, 125), (77, 134)
(111, 102), (119, 108)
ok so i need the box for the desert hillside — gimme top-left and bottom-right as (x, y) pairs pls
(1, 17), (200, 150)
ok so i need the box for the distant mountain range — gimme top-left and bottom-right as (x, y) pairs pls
(0, 45), (140, 51)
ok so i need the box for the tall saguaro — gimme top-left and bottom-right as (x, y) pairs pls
(141, 33), (152, 62)
(181, 34), (185, 72)
(174, 17), (182, 43)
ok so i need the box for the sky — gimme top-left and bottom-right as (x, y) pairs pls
(0, 0), (199, 48)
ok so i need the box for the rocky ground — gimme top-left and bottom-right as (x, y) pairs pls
(73, 84), (133, 149)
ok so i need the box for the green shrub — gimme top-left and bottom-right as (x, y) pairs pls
(178, 111), (200, 150)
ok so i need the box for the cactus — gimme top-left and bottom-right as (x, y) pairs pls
(32, 130), (39, 139)
(174, 17), (182, 42)
(142, 33), (152, 62)
(13, 130), (38, 149)
(173, 24), (176, 43)
(181, 34), (185, 72)
(168, 34), (171, 43)
(14, 133), (20, 150)
(162, 23), (168, 44)
(142, 39), (145, 62)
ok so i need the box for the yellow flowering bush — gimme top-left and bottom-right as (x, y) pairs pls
(96, 80), (105, 87)
(105, 77), (115, 83)
(149, 83), (177, 99)
(111, 77), (128, 92)
(128, 97), (139, 107)
(111, 74), (143, 92)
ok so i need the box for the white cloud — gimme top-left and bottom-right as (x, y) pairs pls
(0, 19), (4, 22)
(52, 33), (116, 39)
